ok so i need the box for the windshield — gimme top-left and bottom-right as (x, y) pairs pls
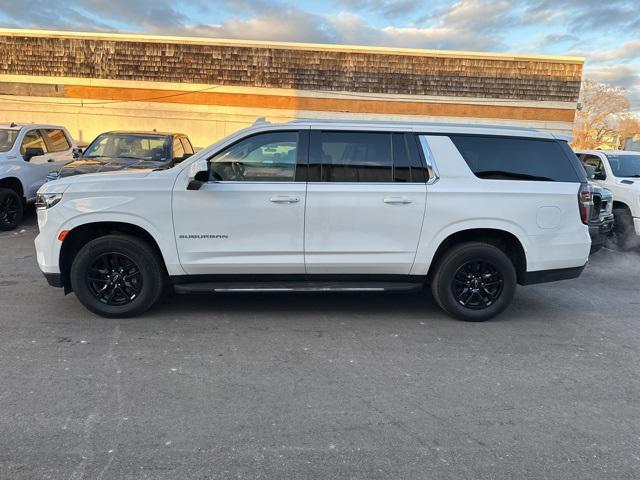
(83, 133), (170, 161)
(606, 154), (640, 178)
(0, 129), (20, 153)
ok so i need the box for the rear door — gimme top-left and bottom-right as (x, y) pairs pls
(304, 130), (427, 274)
(173, 129), (309, 275)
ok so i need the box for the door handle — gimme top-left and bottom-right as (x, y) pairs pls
(47, 158), (54, 163)
(383, 196), (412, 205)
(270, 195), (300, 204)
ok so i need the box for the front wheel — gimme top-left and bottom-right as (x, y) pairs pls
(431, 242), (517, 322)
(70, 234), (165, 318)
(608, 207), (636, 251)
(0, 188), (23, 231)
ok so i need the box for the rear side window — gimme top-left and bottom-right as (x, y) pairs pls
(450, 135), (582, 182)
(310, 131), (427, 182)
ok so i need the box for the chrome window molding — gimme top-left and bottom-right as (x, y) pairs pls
(418, 135), (440, 185)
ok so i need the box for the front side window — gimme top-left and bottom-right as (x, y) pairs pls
(20, 130), (48, 157)
(180, 137), (194, 155)
(606, 154), (640, 178)
(172, 137), (185, 160)
(581, 154), (606, 179)
(83, 134), (170, 162)
(450, 135), (581, 182)
(209, 131), (298, 182)
(43, 129), (71, 152)
(0, 129), (20, 153)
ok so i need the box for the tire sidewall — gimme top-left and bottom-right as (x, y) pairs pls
(434, 243), (516, 322)
(0, 189), (24, 231)
(612, 208), (634, 250)
(70, 235), (163, 318)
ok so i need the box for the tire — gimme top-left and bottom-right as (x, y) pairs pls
(0, 188), (23, 231)
(610, 207), (635, 251)
(70, 234), (165, 318)
(431, 242), (517, 322)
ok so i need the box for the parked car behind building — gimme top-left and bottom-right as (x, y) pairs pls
(575, 150), (640, 249)
(46, 131), (194, 181)
(35, 120), (591, 322)
(0, 123), (76, 230)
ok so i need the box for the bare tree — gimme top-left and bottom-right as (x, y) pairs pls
(572, 80), (631, 149)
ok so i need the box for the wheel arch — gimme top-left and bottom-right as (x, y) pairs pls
(427, 228), (528, 284)
(0, 177), (25, 200)
(612, 200), (631, 212)
(59, 221), (168, 293)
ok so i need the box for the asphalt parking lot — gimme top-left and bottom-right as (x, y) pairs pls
(1, 209), (639, 480)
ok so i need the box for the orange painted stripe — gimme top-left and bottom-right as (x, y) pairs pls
(64, 85), (575, 123)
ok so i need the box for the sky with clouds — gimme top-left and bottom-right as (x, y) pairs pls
(0, 0), (638, 110)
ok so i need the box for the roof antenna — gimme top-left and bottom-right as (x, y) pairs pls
(253, 117), (269, 125)
(10, 122), (17, 127)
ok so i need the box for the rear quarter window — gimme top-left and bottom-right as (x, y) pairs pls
(450, 135), (583, 183)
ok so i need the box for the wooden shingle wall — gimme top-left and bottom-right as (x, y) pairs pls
(0, 34), (583, 102)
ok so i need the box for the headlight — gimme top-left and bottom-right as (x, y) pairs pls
(35, 193), (63, 210)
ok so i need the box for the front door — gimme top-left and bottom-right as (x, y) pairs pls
(304, 130), (427, 275)
(173, 130), (308, 275)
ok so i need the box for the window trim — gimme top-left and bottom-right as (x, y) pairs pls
(417, 135), (440, 185)
(205, 129), (307, 184)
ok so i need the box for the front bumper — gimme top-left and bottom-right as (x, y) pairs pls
(589, 214), (615, 248)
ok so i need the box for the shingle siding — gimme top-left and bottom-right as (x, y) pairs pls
(0, 35), (583, 102)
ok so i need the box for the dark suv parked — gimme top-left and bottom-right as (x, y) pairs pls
(47, 131), (194, 180)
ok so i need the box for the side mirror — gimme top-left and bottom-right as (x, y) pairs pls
(24, 147), (45, 162)
(593, 171), (606, 181)
(72, 147), (83, 159)
(187, 170), (209, 191)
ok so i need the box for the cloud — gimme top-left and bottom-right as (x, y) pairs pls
(536, 34), (579, 49)
(588, 40), (640, 64)
(586, 65), (640, 110)
(333, 0), (422, 18)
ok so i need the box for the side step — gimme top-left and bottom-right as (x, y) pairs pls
(174, 281), (424, 294)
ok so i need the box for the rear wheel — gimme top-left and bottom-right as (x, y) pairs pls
(431, 242), (517, 322)
(0, 188), (23, 231)
(70, 234), (165, 318)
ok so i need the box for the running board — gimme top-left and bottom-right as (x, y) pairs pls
(173, 281), (424, 294)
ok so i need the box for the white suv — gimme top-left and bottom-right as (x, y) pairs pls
(574, 150), (640, 249)
(0, 123), (76, 230)
(35, 120), (591, 321)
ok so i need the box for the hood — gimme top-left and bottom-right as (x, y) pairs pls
(56, 157), (169, 178)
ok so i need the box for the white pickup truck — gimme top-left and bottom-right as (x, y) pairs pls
(35, 120), (591, 322)
(575, 150), (640, 249)
(0, 123), (76, 230)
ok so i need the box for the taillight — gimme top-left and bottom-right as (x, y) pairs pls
(578, 183), (592, 225)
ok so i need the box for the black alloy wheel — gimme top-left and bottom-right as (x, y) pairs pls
(70, 234), (165, 318)
(452, 260), (504, 310)
(0, 188), (23, 231)
(86, 252), (143, 306)
(431, 242), (516, 322)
